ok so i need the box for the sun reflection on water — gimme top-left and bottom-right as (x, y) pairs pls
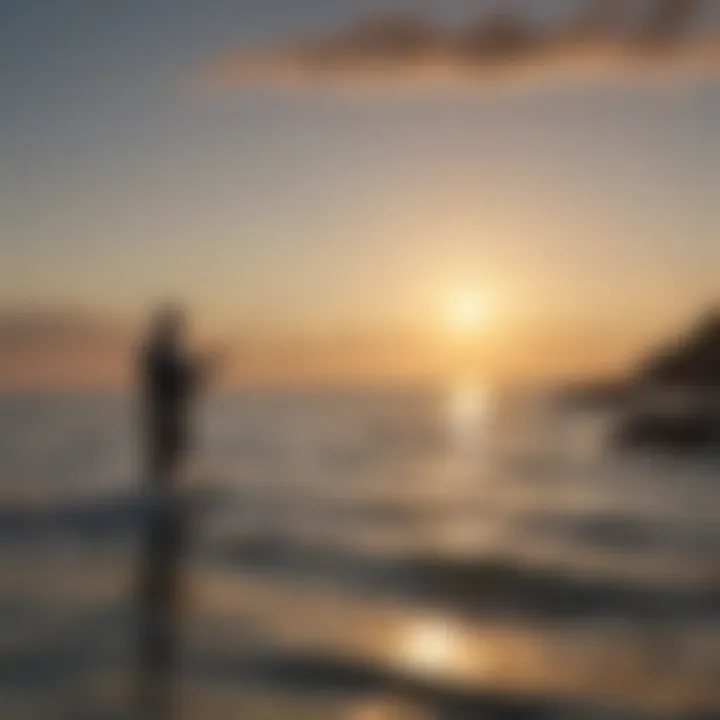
(446, 380), (492, 459)
(395, 616), (491, 682)
(346, 697), (429, 720)
(399, 617), (460, 674)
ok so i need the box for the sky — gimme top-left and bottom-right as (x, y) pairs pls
(1, 0), (719, 387)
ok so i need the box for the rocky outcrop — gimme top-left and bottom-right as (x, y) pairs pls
(639, 310), (720, 388)
(615, 309), (720, 451)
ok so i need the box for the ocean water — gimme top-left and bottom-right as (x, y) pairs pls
(1, 385), (719, 719)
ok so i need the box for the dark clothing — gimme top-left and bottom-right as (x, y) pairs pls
(138, 497), (186, 613)
(137, 341), (197, 717)
(137, 496), (187, 718)
(142, 346), (197, 483)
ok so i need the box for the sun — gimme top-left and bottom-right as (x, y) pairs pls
(446, 290), (489, 335)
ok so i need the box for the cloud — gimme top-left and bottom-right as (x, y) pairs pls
(0, 309), (132, 390)
(0, 309), (128, 351)
(205, 1), (720, 93)
(0, 308), (654, 390)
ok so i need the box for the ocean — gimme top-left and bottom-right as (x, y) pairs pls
(1, 385), (718, 719)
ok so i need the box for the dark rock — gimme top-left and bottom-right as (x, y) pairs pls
(615, 307), (720, 451)
(616, 412), (719, 452)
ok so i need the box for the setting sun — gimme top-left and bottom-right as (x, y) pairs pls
(446, 290), (490, 335)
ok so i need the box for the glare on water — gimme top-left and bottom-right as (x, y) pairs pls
(394, 615), (492, 682)
(446, 380), (492, 459)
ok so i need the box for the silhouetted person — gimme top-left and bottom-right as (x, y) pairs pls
(142, 306), (198, 484)
(136, 306), (199, 719)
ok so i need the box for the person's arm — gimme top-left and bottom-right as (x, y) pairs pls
(192, 343), (236, 388)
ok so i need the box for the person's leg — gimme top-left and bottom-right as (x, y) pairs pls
(137, 606), (176, 719)
(136, 500), (182, 718)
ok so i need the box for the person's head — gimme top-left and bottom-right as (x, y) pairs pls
(149, 304), (187, 349)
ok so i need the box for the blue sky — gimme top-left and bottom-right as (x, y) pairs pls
(1, 0), (719, 382)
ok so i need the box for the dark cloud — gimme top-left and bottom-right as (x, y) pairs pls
(205, 1), (720, 93)
(642, 0), (701, 43)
